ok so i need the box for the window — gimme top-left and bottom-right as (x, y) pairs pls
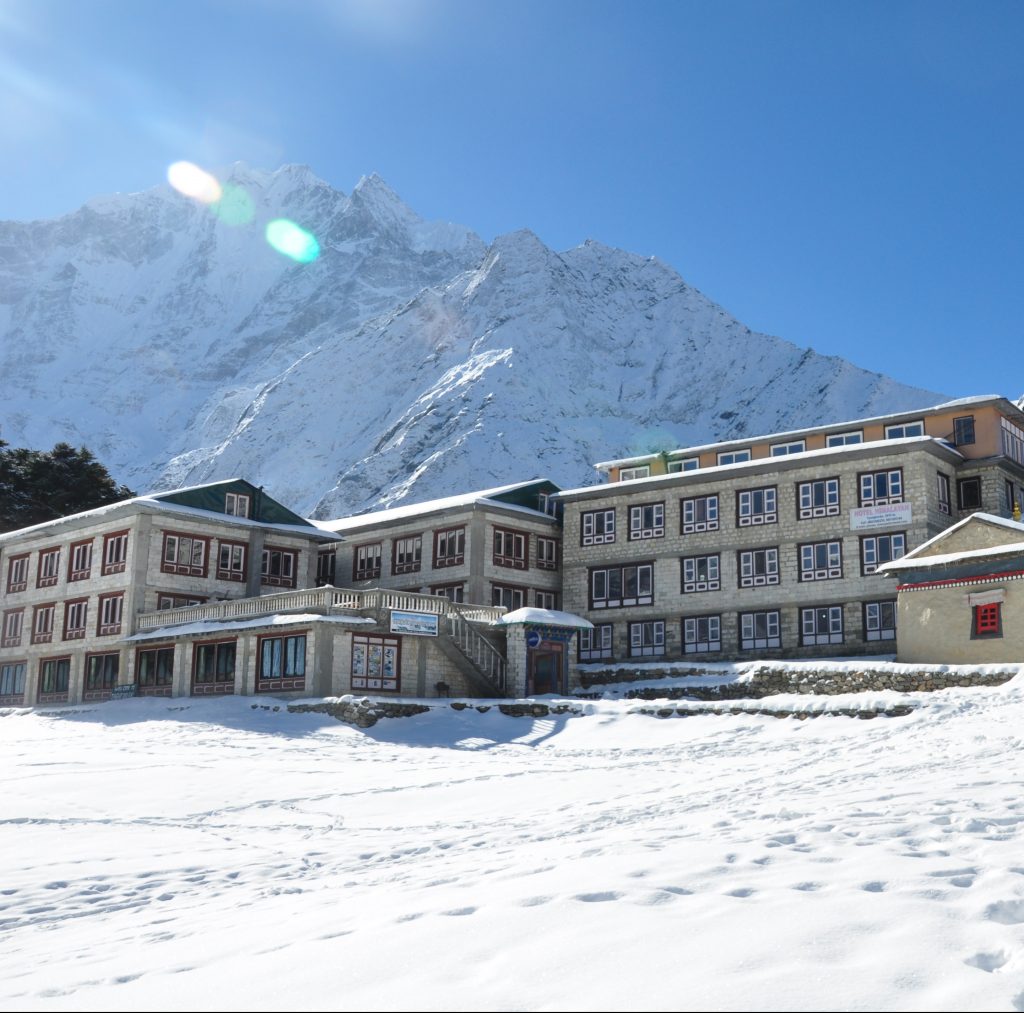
(97, 592), (124, 636)
(681, 494), (719, 534)
(37, 547), (60, 588)
(68, 539), (93, 581)
(859, 469), (903, 507)
(619, 465), (650, 481)
(771, 440), (806, 456)
(430, 583), (465, 603)
(799, 541), (843, 582)
(493, 528), (528, 569)
(85, 653), (119, 695)
(2, 609), (23, 648)
(537, 536), (558, 571)
(864, 601), (896, 642)
(737, 487), (777, 526)
(491, 584), (526, 611)
(38, 657), (71, 698)
(353, 543), (382, 580)
(157, 593), (205, 610)
(937, 472), (951, 515)
(137, 646), (174, 691)
(629, 620), (665, 657)
(316, 549), (336, 586)
(161, 532), (208, 576)
(434, 527), (466, 568)
(885, 420), (924, 439)
(534, 589), (558, 610)
(957, 477), (982, 511)
(953, 416), (976, 446)
(258, 633), (306, 688)
(351, 634), (400, 692)
(193, 640), (236, 691)
(6, 554), (29, 593)
(101, 531), (129, 575)
(538, 492), (559, 517)
(224, 492), (250, 517)
(973, 602), (1002, 638)
(1008, 480), (1018, 515)
(801, 605), (844, 646)
(629, 503), (664, 540)
(681, 554), (720, 593)
(32, 603), (55, 644)
(797, 478), (840, 519)
(827, 430), (863, 447)
(217, 541), (247, 582)
(0, 662), (26, 701)
(684, 614), (721, 654)
(581, 509), (616, 546)
(718, 449), (751, 465)
(63, 598), (88, 640)
(861, 533), (906, 575)
(392, 536), (422, 575)
(738, 548), (779, 588)
(667, 458), (699, 473)
(590, 563), (654, 609)
(740, 610), (781, 650)
(1001, 417), (1024, 466)
(578, 624), (613, 661)
(261, 546), (297, 588)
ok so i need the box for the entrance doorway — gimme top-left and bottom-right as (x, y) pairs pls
(529, 645), (564, 695)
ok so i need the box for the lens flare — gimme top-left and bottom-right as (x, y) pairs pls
(211, 183), (256, 226)
(265, 219), (320, 263)
(166, 161), (222, 204)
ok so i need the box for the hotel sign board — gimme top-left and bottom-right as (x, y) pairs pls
(390, 610), (440, 637)
(850, 502), (913, 531)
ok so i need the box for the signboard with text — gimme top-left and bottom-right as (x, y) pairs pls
(390, 611), (440, 637)
(850, 502), (913, 531)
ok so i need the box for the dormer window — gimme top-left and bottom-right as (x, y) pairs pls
(225, 492), (251, 518)
(619, 466), (650, 482)
(667, 458), (699, 473)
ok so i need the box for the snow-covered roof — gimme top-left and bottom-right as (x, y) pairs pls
(0, 494), (338, 544)
(319, 479), (557, 532)
(878, 512), (1024, 573)
(124, 612), (376, 642)
(593, 394), (1015, 471)
(558, 436), (961, 500)
(495, 607), (593, 629)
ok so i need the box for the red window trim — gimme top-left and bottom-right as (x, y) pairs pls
(135, 643), (176, 697)
(6, 553), (29, 593)
(191, 637), (238, 696)
(217, 539), (248, 582)
(493, 526), (529, 571)
(31, 602), (56, 645)
(160, 530), (211, 577)
(261, 545), (298, 588)
(536, 536), (559, 571)
(352, 542), (383, 581)
(37, 654), (72, 703)
(1, 608), (24, 648)
(351, 632), (402, 694)
(68, 538), (93, 582)
(97, 591), (125, 636)
(255, 629), (308, 692)
(101, 529), (130, 576)
(391, 534), (423, 576)
(975, 602), (1001, 636)
(36, 546), (61, 588)
(83, 650), (120, 699)
(63, 597), (89, 641)
(433, 526), (466, 568)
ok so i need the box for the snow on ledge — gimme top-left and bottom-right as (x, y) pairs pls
(125, 612), (377, 642)
(496, 607), (593, 629)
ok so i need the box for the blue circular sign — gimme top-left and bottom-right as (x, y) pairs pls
(526, 630), (542, 649)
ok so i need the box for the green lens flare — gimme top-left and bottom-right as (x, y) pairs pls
(265, 219), (320, 263)
(211, 184), (256, 226)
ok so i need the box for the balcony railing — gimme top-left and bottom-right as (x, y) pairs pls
(135, 586), (505, 632)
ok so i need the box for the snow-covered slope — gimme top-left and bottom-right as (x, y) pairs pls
(0, 166), (942, 516)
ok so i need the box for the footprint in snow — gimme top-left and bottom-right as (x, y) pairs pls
(573, 891), (622, 903)
(965, 950), (1009, 972)
(861, 881), (887, 893)
(985, 900), (1024, 925)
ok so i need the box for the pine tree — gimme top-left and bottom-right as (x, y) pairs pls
(0, 441), (135, 533)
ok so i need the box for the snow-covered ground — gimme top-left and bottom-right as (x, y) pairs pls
(3, 676), (1024, 1012)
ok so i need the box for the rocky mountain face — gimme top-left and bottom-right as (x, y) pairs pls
(0, 165), (942, 518)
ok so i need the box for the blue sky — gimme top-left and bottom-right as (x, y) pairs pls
(2, 0), (1022, 399)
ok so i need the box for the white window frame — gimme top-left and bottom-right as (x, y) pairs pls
(102, 532), (129, 575)
(69, 540), (93, 581)
(629, 620), (665, 657)
(801, 605), (844, 646)
(534, 589), (557, 610)
(629, 503), (664, 540)
(590, 563), (654, 609)
(861, 532), (906, 575)
(799, 541), (843, 582)
(1, 609), (23, 648)
(537, 536), (558, 571)
(667, 458), (699, 473)
(717, 449), (751, 466)
(865, 600), (897, 642)
(681, 494), (719, 534)
(740, 610), (781, 650)
(826, 430), (863, 447)
(392, 535), (422, 575)
(97, 593), (124, 636)
(682, 554), (720, 593)
(798, 478), (840, 519)
(771, 440), (806, 457)
(885, 420), (924, 439)
(6, 554), (29, 592)
(32, 603), (55, 644)
(354, 543), (382, 580)
(738, 548), (779, 588)
(737, 487), (777, 526)
(37, 548), (60, 588)
(859, 469), (903, 507)
(619, 466), (650, 482)
(493, 528), (528, 570)
(224, 492), (251, 517)
(937, 472), (951, 515)
(581, 509), (616, 546)
(684, 615), (721, 654)
(578, 624), (613, 662)
(491, 584), (526, 612)
(261, 547), (297, 587)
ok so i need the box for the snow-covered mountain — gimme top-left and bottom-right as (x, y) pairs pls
(0, 165), (942, 517)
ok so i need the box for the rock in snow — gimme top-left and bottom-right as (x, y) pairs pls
(0, 165), (942, 517)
